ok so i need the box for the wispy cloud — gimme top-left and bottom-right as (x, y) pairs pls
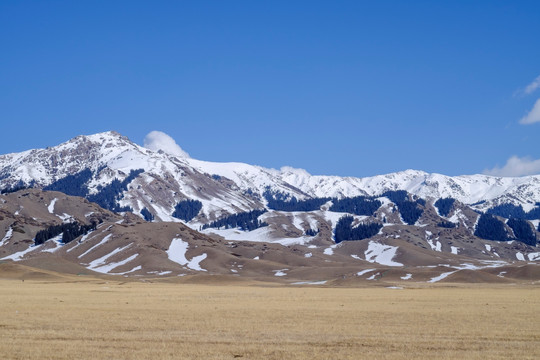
(519, 98), (540, 125)
(143, 131), (190, 158)
(483, 156), (540, 177)
(524, 75), (540, 95)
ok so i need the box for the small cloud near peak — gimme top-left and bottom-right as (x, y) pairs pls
(280, 166), (311, 177)
(143, 131), (190, 158)
(520, 98), (540, 125)
(524, 75), (540, 95)
(483, 156), (540, 177)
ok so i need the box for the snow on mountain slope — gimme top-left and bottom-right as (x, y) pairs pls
(0, 132), (267, 222)
(278, 167), (540, 210)
(1, 187), (540, 282)
(2, 131), (540, 224)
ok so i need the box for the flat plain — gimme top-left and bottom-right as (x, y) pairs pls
(1, 270), (540, 359)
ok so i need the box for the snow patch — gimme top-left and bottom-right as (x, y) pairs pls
(516, 252), (525, 261)
(364, 241), (403, 267)
(428, 271), (456, 283)
(273, 269), (288, 277)
(78, 234), (112, 259)
(426, 238), (442, 252)
(66, 230), (95, 253)
(116, 265), (142, 275)
(291, 281), (327, 285)
(450, 246), (459, 255)
(356, 269), (375, 276)
(0, 227), (13, 247)
(1, 244), (41, 261)
(400, 273), (412, 280)
(166, 238), (207, 271)
(367, 272), (380, 280)
(187, 253), (207, 271)
(48, 198), (57, 213)
(166, 238), (189, 265)
(323, 244), (338, 255)
(42, 234), (64, 253)
(202, 226), (312, 246)
(91, 253), (138, 274)
(86, 244), (133, 272)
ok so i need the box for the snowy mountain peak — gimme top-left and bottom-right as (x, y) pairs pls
(2, 131), (540, 220)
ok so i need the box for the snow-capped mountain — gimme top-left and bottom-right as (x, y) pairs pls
(2, 131), (540, 221)
(1, 131), (540, 282)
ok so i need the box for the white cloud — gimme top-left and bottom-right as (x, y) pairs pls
(280, 166), (311, 177)
(524, 75), (540, 95)
(484, 156), (540, 177)
(143, 131), (190, 158)
(519, 98), (540, 124)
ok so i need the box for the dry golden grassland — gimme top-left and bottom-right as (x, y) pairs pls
(1, 277), (540, 359)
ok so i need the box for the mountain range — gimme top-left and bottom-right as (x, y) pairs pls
(1, 131), (539, 284)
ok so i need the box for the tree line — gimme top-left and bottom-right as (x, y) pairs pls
(35, 220), (98, 246)
(474, 213), (537, 245)
(487, 203), (540, 220)
(434, 197), (455, 217)
(172, 199), (203, 222)
(202, 209), (268, 231)
(43, 167), (144, 213)
(334, 215), (382, 243)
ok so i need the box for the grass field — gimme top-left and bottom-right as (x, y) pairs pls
(1, 276), (540, 359)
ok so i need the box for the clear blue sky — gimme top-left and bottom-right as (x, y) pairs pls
(2, 1), (540, 177)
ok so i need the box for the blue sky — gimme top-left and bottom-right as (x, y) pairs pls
(1, 1), (540, 177)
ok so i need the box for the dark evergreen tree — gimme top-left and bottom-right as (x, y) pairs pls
(381, 190), (409, 204)
(172, 199), (203, 222)
(434, 198), (456, 217)
(43, 168), (93, 197)
(0, 180), (34, 194)
(140, 207), (154, 222)
(487, 203), (526, 219)
(334, 215), (382, 243)
(526, 204), (540, 220)
(396, 201), (424, 225)
(380, 190), (424, 225)
(305, 228), (319, 237)
(35, 221), (97, 246)
(507, 218), (537, 246)
(474, 214), (508, 241)
(264, 191), (330, 212)
(202, 209), (268, 231)
(486, 203), (540, 220)
(437, 220), (457, 228)
(329, 196), (382, 216)
(416, 198), (426, 206)
(87, 169), (143, 212)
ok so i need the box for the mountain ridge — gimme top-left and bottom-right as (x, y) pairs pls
(1, 132), (540, 282)
(2, 131), (540, 215)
